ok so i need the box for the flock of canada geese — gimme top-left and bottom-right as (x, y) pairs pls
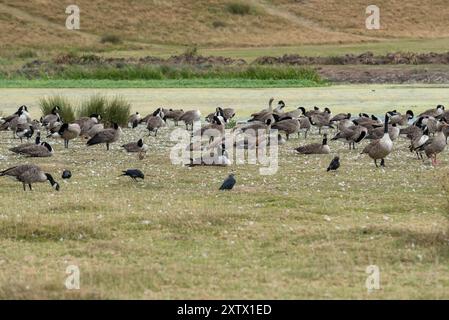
(0, 98), (448, 191)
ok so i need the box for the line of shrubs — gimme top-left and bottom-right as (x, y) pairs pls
(39, 94), (131, 126)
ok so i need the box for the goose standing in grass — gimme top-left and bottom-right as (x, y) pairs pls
(179, 110), (201, 130)
(49, 123), (81, 148)
(75, 114), (102, 138)
(361, 114), (393, 168)
(146, 108), (166, 136)
(121, 138), (148, 153)
(295, 134), (330, 154)
(163, 108), (184, 126)
(15, 124), (34, 143)
(414, 121), (449, 165)
(86, 123), (122, 151)
(418, 105), (445, 118)
(42, 106), (62, 131)
(331, 124), (367, 150)
(389, 110), (414, 126)
(298, 116), (312, 139)
(271, 117), (300, 140)
(310, 108), (333, 134)
(330, 113), (351, 123)
(16, 142), (54, 157)
(409, 125), (429, 160)
(128, 112), (142, 128)
(0, 164), (60, 191)
(0, 105), (30, 131)
(366, 123), (400, 141)
(9, 132), (41, 154)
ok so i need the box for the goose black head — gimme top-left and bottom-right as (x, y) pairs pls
(406, 110), (414, 119)
(352, 119), (359, 125)
(42, 142), (53, 152)
(371, 115), (379, 121)
(45, 173), (60, 191)
(265, 118), (272, 126)
(277, 100), (285, 109)
(272, 114), (281, 122)
(213, 115), (224, 125)
(298, 107), (306, 115)
(324, 107), (331, 114)
(137, 139), (144, 147)
(58, 123), (69, 133)
(90, 113), (101, 121)
(437, 105), (445, 111)
(346, 113), (351, 119)
(113, 123), (119, 130)
(52, 106), (61, 114)
(313, 106), (319, 111)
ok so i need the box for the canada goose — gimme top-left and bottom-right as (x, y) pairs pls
(0, 105), (30, 131)
(353, 115), (383, 130)
(418, 105), (445, 118)
(86, 123), (104, 138)
(128, 112), (142, 128)
(219, 174), (236, 190)
(15, 123), (34, 142)
(409, 125), (429, 159)
(361, 114), (393, 167)
(298, 116), (312, 139)
(337, 118), (353, 131)
(179, 110), (201, 130)
(120, 169), (145, 181)
(121, 138), (148, 153)
(271, 118), (300, 140)
(42, 106), (62, 130)
(9, 132), (41, 154)
(310, 108), (333, 134)
(234, 118), (272, 135)
(86, 123), (122, 150)
(330, 113), (351, 122)
(0, 164), (60, 191)
(366, 123), (400, 141)
(273, 100), (286, 114)
(295, 134), (330, 154)
(163, 108), (184, 126)
(249, 98), (274, 122)
(196, 115), (225, 142)
(75, 114), (101, 137)
(389, 110), (414, 126)
(331, 125), (367, 150)
(16, 142), (54, 157)
(414, 121), (449, 165)
(146, 108), (166, 136)
(415, 116), (439, 135)
(5, 108), (31, 138)
(50, 123), (81, 148)
(327, 156), (340, 172)
(400, 124), (423, 141)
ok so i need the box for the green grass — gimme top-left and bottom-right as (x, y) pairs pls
(0, 121), (448, 299)
(39, 95), (76, 123)
(0, 79), (324, 88)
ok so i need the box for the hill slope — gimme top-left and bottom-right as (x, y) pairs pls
(0, 0), (448, 54)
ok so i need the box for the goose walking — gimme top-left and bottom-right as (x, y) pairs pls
(0, 164), (60, 191)
(361, 114), (393, 167)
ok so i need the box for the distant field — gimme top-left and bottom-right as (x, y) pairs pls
(1, 84), (449, 120)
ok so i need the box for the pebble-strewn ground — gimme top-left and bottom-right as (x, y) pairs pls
(0, 116), (448, 299)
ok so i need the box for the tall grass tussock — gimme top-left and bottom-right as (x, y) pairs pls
(78, 94), (130, 126)
(39, 95), (76, 123)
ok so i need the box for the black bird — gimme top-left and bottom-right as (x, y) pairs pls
(327, 156), (340, 172)
(219, 174), (236, 190)
(62, 169), (72, 180)
(121, 169), (145, 181)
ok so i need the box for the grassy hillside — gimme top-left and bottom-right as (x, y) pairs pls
(0, 0), (448, 58)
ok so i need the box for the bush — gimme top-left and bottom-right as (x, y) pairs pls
(100, 34), (122, 44)
(77, 94), (130, 126)
(39, 95), (76, 123)
(225, 119), (237, 129)
(226, 2), (252, 15)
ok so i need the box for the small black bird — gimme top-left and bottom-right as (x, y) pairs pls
(121, 169), (145, 181)
(62, 169), (72, 180)
(219, 174), (236, 190)
(327, 156), (340, 172)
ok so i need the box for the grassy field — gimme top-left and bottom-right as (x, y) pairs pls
(0, 86), (448, 299)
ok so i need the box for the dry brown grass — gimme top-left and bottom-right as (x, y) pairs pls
(0, 0), (448, 55)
